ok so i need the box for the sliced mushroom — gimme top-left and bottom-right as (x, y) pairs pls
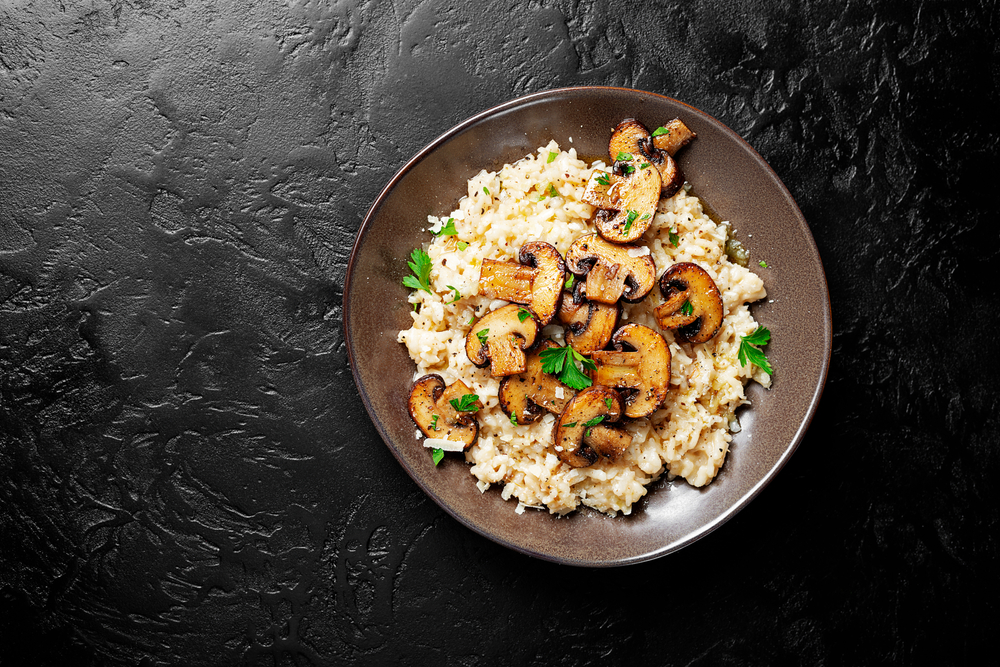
(408, 375), (483, 448)
(557, 292), (619, 354)
(553, 386), (631, 467)
(466, 303), (540, 376)
(654, 262), (724, 344)
(479, 241), (566, 325)
(590, 324), (671, 418)
(651, 118), (697, 157)
(582, 159), (661, 244)
(498, 340), (575, 424)
(564, 233), (656, 305)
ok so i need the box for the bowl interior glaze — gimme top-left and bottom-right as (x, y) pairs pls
(344, 87), (831, 566)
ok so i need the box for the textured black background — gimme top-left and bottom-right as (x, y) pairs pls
(1, 1), (997, 665)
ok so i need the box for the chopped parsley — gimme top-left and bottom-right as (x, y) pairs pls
(510, 413), (518, 425)
(476, 328), (489, 346)
(668, 228), (680, 246)
(538, 344), (595, 391)
(436, 218), (458, 236)
(564, 274), (575, 290)
(681, 300), (694, 316)
(547, 151), (557, 163)
(759, 260), (769, 268)
(483, 186), (490, 196)
(429, 414), (439, 431)
(457, 241), (469, 250)
(402, 247), (433, 293)
(449, 393), (481, 412)
(445, 285), (461, 304)
(615, 151), (633, 161)
(595, 171), (611, 186)
(623, 210), (639, 235)
(544, 183), (559, 199)
(583, 415), (605, 437)
(517, 307), (532, 322)
(603, 397), (613, 410)
(563, 421), (578, 429)
(652, 126), (671, 137)
(640, 162), (651, 170)
(621, 163), (635, 175)
(738, 326), (773, 374)
(431, 448), (445, 465)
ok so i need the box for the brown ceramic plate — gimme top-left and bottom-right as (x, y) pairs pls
(344, 87), (831, 566)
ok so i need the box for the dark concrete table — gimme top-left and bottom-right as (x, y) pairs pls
(1, 1), (996, 664)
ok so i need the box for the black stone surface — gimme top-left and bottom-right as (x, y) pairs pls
(1, 1), (996, 665)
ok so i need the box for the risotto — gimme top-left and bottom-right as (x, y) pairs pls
(398, 140), (770, 516)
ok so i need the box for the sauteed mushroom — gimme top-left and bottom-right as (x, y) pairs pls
(565, 233), (656, 305)
(466, 304), (540, 376)
(654, 262), (724, 344)
(590, 324), (672, 418)
(479, 241), (566, 326)
(498, 340), (575, 424)
(557, 292), (619, 354)
(553, 386), (631, 467)
(408, 375), (483, 448)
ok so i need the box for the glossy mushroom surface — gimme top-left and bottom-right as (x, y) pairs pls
(552, 386), (631, 467)
(654, 262), (724, 344)
(479, 241), (566, 326)
(408, 375), (482, 448)
(564, 233), (656, 305)
(498, 340), (575, 424)
(590, 324), (672, 418)
(466, 304), (540, 376)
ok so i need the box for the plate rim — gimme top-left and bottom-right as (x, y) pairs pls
(344, 85), (832, 566)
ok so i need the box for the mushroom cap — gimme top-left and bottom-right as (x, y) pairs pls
(519, 241), (566, 326)
(558, 293), (619, 354)
(553, 385), (631, 467)
(654, 262), (724, 344)
(651, 118), (697, 157)
(465, 303), (540, 376)
(589, 162), (661, 244)
(590, 324), (672, 418)
(498, 340), (575, 424)
(408, 375), (480, 448)
(607, 118), (691, 200)
(564, 233), (656, 304)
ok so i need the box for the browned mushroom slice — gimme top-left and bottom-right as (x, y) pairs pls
(408, 375), (483, 448)
(557, 293), (619, 354)
(608, 118), (649, 162)
(590, 324), (672, 418)
(583, 160), (661, 244)
(478, 241), (566, 326)
(466, 303), (540, 376)
(498, 340), (575, 424)
(651, 118), (697, 156)
(564, 233), (656, 305)
(553, 386), (631, 467)
(654, 262), (724, 344)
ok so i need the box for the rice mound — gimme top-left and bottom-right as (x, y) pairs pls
(398, 141), (769, 516)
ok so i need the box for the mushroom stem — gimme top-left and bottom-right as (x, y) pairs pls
(480, 260), (535, 304)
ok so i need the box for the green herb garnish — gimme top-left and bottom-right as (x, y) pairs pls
(545, 183), (559, 199)
(759, 260), (769, 268)
(431, 448), (445, 465)
(517, 307), (532, 322)
(681, 300), (694, 316)
(430, 414), (439, 431)
(615, 151), (633, 161)
(640, 162), (651, 170)
(436, 218), (458, 236)
(476, 328), (489, 346)
(738, 326), (773, 374)
(652, 126), (670, 137)
(564, 274), (575, 290)
(604, 397), (613, 410)
(402, 247), (433, 293)
(445, 285), (461, 304)
(668, 228), (680, 246)
(623, 209), (639, 235)
(457, 241), (469, 250)
(595, 172), (611, 186)
(563, 421), (578, 429)
(483, 186), (490, 196)
(538, 345), (596, 391)
(547, 151), (557, 163)
(510, 413), (518, 425)
(583, 415), (605, 437)
(449, 393), (481, 412)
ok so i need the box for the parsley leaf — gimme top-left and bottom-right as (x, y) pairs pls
(621, 163), (635, 175)
(483, 186), (490, 196)
(436, 218), (458, 236)
(615, 151), (633, 161)
(668, 228), (680, 246)
(564, 274), (575, 290)
(430, 415), (439, 431)
(603, 397), (613, 410)
(545, 183), (559, 199)
(457, 241), (469, 251)
(623, 209), (638, 235)
(547, 151), (557, 163)
(449, 393), (481, 412)
(583, 415), (605, 437)
(759, 260), (769, 268)
(402, 248), (433, 293)
(640, 162), (651, 170)
(445, 285), (461, 304)
(517, 307), (532, 322)
(476, 328), (489, 346)
(595, 171), (611, 186)
(510, 413), (518, 425)
(431, 448), (445, 465)
(652, 126), (670, 137)
(538, 345), (595, 391)
(681, 300), (694, 316)
(738, 326), (773, 374)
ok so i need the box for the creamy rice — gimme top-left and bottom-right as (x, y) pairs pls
(398, 141), (770, 516)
